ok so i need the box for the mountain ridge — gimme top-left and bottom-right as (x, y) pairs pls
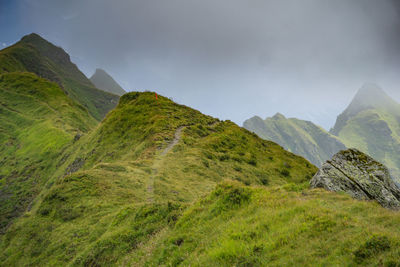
(243, 114), (346, 167)
(0, 91), (317, 265)
(330, 83), (398, 135)
(0, 33), (119, 120)
(330, 84), (400, 180)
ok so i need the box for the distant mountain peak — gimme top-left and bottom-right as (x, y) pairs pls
(19, 32), (72, 68)
(272, 112), (286, 120)
(0, 33), (119, 120)
(330, 83), (397, 135)
(20, 32), (43, 42)
(93, 68), (107, 75)
(351, 83), (392, 109)
(90, 68), (126, 96)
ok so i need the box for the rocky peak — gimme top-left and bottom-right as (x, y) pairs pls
(310, 148), (400, 209)
(349, 83), (393, 112)
(20, 33), (71, 65)
(272, 112), (286, 120)
(90, 68), (126, 96)
(330, 84), (397, 135)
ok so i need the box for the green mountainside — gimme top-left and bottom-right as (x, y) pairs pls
(90, 68), (126, 96)
(0, 33), (119, 120)
(330, 83), (400, 180)
(2, 34), (400, 266)
(0, 92), (317, 266)
(0, 72), (97, 234)
(243, 113), (346, 167)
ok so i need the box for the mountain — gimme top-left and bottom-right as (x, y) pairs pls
(90, 68), (126, 96)
(3, 34), (400, 266)
(311, 148), (400, 209)
(3, 92), (400, 265)
(330, 83), (400, 180)
(0, 72), (97, 233)
(0, 33), (119, 120)
(0, 92), (317, 265)
(243, 113), (346, 167)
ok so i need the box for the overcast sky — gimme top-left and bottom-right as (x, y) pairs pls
(2, 0), (400, 129)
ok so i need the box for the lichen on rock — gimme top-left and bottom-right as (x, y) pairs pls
(310, 148), (400, 209)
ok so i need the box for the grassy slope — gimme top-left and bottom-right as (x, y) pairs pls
(0, 92), (317, 266)
(0, 33), (119, 120)
(2, 92), (400, 266)
(331, 85), (400, 180)
(337, 108), (400, 179)
(126, 181), (400, 267)
(0, 72), (97, 233)
(243, 114), (345, 167)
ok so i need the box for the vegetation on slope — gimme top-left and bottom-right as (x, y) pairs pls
(0, 92), (317, 266)
(243, 113), (345, 167)
(90, 68), (126, 96)
(0, 72), (97, 233)
(0, 33), (119, 120)
(126, 181), (400, 266)
(330, 84), (400, 180)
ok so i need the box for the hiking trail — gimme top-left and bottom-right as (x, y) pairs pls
(146, 126), (185, 203)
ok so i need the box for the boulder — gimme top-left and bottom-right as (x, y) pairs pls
(310, 148), (400, 209)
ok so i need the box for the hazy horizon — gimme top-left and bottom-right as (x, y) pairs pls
(2, 0), (400, 130)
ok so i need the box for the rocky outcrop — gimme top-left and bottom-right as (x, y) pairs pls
(310, 148), (400, 209)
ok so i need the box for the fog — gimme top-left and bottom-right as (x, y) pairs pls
(2, 0), (400, 129)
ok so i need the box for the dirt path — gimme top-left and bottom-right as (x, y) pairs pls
(161, 126), (185, 156)
(146, 126), (185, 203)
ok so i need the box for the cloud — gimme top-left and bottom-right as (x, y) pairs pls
(62, 12), (78, 21)
(17, 0), (400, 129)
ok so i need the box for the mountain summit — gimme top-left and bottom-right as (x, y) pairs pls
(0, 33), (119, 120)
(331, 83), (397, 135)
(90, 68), (126, 96)
(330, 84), (400, 180)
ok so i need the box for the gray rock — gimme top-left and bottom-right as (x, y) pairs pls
(310, 148), (400, 209)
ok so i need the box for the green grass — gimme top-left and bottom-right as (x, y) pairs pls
(338, 108), (400, 180)
(125, 181), (400, 266)
(0, 92), (317, 266)
(3, 90), (400, 266)
(0, 72), (97, 233)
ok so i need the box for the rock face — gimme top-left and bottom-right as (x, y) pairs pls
(310, 148), (400, 209)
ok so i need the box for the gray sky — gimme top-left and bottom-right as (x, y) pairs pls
(4, 0), (400, 129)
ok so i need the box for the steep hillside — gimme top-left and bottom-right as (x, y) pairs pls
(243, 113), (346, 167)
(330, 84), (400, 180)
(90, 68), (126, 96)
(0, 92), (317, 266)
(0, 72), (97, 234)
(123, 182), (400, 266)
(0, 33), (119, 120)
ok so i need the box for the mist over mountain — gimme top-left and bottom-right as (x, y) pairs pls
(4, 0), (400, 128)
(246, 83), (400, 180)
(331, 84), (400, 180)
(3, 1), (400, 265)
(90, 68), (126, 96)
